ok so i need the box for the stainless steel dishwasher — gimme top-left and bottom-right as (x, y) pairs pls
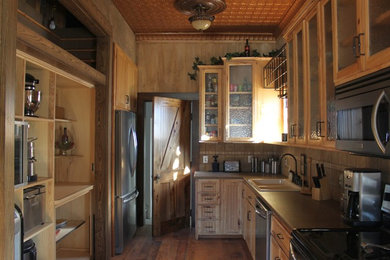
(255, 197), (272, 260)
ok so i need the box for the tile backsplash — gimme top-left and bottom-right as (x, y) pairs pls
(199, 142), (390, 202)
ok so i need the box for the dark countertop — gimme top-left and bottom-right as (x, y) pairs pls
(194, 171), (347, 231)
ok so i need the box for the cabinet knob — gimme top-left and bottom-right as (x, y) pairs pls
(276, 233), (284, 240)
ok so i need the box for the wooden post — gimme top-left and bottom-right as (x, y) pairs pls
(0, 0), (17, 259)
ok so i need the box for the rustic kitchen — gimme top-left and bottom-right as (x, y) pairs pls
(1, 0), (390, 259)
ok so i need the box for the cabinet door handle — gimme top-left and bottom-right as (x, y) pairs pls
(277, 233), (284, 240)
(290, 124), (297, 137)
(247, 210), (251, 221)
(353, 35), (360, 58)
(125, 95), (130, 104)
(316, 121), (325, 137)
(358, 33), (365, 56)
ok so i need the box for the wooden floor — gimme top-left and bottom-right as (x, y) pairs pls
(111, 225), (252, 260)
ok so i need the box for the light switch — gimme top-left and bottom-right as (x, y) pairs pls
(203, 155), (208, 163)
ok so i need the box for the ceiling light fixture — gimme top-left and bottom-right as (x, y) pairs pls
(174, 0), (226, 31)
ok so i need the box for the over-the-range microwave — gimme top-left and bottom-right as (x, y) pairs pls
(335, 67), (390, 157)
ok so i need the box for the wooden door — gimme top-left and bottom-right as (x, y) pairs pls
(152, 97), (191, 236)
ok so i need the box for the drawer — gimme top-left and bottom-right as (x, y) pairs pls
(197, 205), (220, 220)
(197, 220), (220, 235)
(197, 179), (220, 193)
(271, 216), (291, 255)
(197, 192), (219, 204)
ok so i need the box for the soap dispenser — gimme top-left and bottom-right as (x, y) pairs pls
(212, 155), (219, 172)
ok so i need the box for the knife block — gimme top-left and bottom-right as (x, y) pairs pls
(312, 177), (331, 201)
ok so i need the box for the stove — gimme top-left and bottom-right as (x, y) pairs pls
(290, 227), (390, 259)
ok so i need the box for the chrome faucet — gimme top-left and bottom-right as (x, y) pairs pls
(279, 153), (301, 185)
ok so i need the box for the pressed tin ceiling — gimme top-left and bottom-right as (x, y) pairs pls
(112, 0), (305, 40)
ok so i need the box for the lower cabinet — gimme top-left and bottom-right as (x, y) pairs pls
(271, 215), (291, 260)
(195, 178), (242, 238)
(243, 183), (256, 259)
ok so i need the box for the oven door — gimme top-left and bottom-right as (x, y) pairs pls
(336, 88), (390, 157)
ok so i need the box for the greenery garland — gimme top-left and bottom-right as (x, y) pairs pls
(188, 49), (278, 80)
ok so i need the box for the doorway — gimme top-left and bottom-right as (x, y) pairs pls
(136, 93), (199, 236)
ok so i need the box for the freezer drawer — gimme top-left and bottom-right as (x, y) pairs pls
(115, 190), (138, 254)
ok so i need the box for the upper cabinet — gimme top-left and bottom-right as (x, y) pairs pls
(225, 59), (257, 142)
(286, 0), (336, 147)
(113, 43), (138, 111)
(198, 58), (282, 143)
(333, 0), (390, 85)
(199, 66), (223, 142)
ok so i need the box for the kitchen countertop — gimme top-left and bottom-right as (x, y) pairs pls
(194, 171), (347, 231)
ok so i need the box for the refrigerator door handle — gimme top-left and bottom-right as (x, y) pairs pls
(123, 190), (139, 204)
(130, 128), (138, 176)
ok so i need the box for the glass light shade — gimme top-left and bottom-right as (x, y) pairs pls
(191, 19), (212, 31)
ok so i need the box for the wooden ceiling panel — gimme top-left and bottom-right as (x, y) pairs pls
(112, 0), (304, 37)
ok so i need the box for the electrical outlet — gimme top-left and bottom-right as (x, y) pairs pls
(203, 155), (208, 163)
(248, 155), (253, 163)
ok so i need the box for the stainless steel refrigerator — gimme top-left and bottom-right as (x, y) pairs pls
(114, 110), (138, 254)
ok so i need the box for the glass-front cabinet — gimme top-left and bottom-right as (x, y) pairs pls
(225, 60), (256, 142)
(333, 0), (390, 85)
(199, 66), (223, 142)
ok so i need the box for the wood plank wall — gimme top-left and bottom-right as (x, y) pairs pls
(137, 41), (276, 93)
(0, 0), (17, 259)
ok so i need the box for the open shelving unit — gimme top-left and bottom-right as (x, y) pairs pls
(14, 50), (95, 259)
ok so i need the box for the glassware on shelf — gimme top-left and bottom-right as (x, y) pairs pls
(56, 127), (74, 156)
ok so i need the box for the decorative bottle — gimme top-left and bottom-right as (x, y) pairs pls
(62, 127), (69, 145)
(245, 39), (250, 57)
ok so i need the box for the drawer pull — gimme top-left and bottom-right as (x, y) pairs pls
(276, 233), (284, 240)
(204, 185), (214, 188)
(205, 226), (213, 228)
(204, 210), (213, 213)
(204, 198), (212, 201)
(275, 257), (281, 260)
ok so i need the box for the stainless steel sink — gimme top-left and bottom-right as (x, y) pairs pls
(248, 178), (300, 192)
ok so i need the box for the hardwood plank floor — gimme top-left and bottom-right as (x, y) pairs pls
(112, 225), (252, 260)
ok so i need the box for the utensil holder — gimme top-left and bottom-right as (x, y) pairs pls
(312, 177), (331, 200)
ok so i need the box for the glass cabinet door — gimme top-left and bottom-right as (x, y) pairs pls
(296, 28), (306, 142)
(307, 13), (322, 141)
(364, 0), (390, 71)
(323, 0), (336, 142)
(334, 0), (360, 81)
(199, 68), (223, 142)
(226, 64), (254, 141)
(287, 40), (296, 142)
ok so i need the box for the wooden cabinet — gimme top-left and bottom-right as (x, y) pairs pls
(270, 216), (291, 259)
(333, 0), (390, 85)
(15, 51), (95, 259)
(243, 183), (256, 259)
(195, 178), (242, 238)
(198, 58), (282, 143)
(286, 0), (336, 147)
(221, 179), (242, 234)
(113, 43), (138, 111)
(199, 66), (223, 142)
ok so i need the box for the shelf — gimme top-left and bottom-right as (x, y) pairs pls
(229, 107), (252, 109)
(205, 107), (218, 110)
(24, 222), (54, 242)
(205, 92), (217, 94)
(56, 248), (90, 260)
(55, 184), (93, 208)
(56, 220), (86, 243)
(15, 177), (52, 192)
(24, 116), (54, 123)
(229, 124), (251, 127)
(205, 124), (218, 127)
(55, 118), (75, 123)
(229, 92), (252, 94)
(55, 154), (83, 158)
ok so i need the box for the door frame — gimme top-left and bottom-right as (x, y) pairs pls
(136, 93), (199, 232)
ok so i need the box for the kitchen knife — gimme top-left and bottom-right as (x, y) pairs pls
(320, 163), (326, 177)
(316, 163), (322, 178)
